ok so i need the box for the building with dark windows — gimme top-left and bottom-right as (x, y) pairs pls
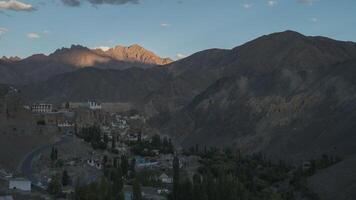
(31, 103), (53, 113)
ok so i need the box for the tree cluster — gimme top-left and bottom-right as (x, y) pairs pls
(48, 170), (72, 198)
(131, 134), (174, 156)
(170, 148), (328, 200)
(77, 125), (107, 150)
(50, 146), (58, 162)
(75, 156), (142, 200)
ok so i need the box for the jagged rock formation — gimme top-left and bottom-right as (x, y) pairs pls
(0, 56), (21, 62)
(0, 44), (171, 85)
(95, 44), (172, 66)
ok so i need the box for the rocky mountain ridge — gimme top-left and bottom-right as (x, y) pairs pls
(0, 44), (172, 85)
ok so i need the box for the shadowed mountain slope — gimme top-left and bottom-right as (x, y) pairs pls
(21, 67), (168, 104)
(154, 31), (356, 162)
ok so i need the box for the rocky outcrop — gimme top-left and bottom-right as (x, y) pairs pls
(97, 44), (172, 66)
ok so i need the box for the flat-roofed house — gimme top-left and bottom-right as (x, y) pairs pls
(88, 101), (101, 110)
(159, 173), (173, 184)
(0, 196), (14, 200)
(9, 178), (31, 192)
(31, 103), (52, 113)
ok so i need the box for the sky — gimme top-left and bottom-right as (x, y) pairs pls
(0, 0), (356, 60)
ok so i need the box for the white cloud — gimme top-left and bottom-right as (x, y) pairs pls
(43, 30), (51, 34)
(242, 3), (253, 9)
(160, 23), (171, 28)
(0, 27), (8, 36)
(311, 17), (318, 22)
(93, 46), (111, 51)
(27, 32), (40, 39)
(176, 53), (187, 60)
(267, 0), (278, 7)
(297, 0), (316, 5)
(0, 0), (35, 11)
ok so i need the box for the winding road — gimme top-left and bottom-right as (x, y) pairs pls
(17, 135), (72, 187)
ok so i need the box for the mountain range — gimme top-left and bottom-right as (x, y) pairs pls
(2, 30), (356, 199)
(0, 44), (172, 85)
(16, 31), (356, 159)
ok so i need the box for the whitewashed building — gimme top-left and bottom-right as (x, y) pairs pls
(159, 173), (173, 184)
(88, 101), (101, 110)
(9, 178), (31, 191)
(0, 196), (14, 200)
(31, 103), (53, 113)
(57, 121), (74, 127)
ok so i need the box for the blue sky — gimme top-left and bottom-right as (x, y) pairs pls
(0, 0), (356, 60)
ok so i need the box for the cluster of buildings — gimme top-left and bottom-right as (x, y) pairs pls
(111, 114), (129, 129)
(20, 99), (185, 199)
(66, 101), (133, 112)
(26, 100), (141, 132)
(29, 101), (103, 114)
(68, 101), (102, 110)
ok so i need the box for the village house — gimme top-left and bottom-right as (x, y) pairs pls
(66, 101), (101, 110)
(58, 121), (74, 128)
(31, 103), (53, 113)
(302, 161), (312, 171)
(0, 196), (14, 200)
(66, 102), (88, 109)
(159, 173), (173, 184)
(9, 178), (31, 192)
(88, 101), (102, 110)
(157, 189), (170, 195)
(0, 169), (12, 178)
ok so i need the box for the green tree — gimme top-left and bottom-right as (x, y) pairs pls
(192, 174), (205, 200)
(173, 155), (180, 200)
(54, 148), (58, 160)
(62, 170), (70, 186)
(117, 190), (125, 200)
(104, 134), (109, 145)
(50, 147), (58, 162)
(121, 155), (129, 176)
(99, 177), (112, 200)
(74, 177), (82, 200)
(48, 174), (62, 195)
(130, 158), (136, 178)
(132, 178), (142, 200)
(50, 147), (55, 161)
(65, 102), (70, 109)
(180, 179), (193, 200)
(112, 136), (116, 149)
(112, 167), (124, 195)
(103, 155), (108, 167)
